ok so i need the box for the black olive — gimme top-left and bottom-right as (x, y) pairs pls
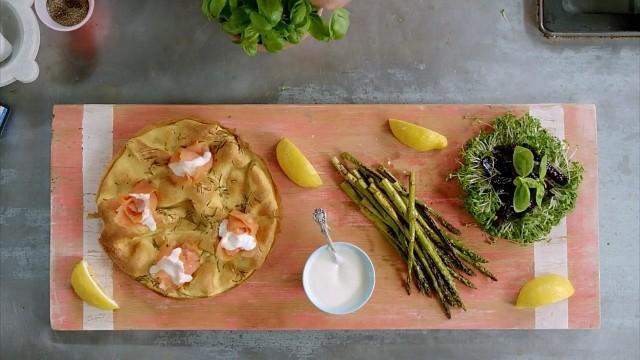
(494, 205), (516, 227)
(492, 146), (515, 176)
(497, 190), (511, 205)
(547, 165), (568, 185)
(491, 176), (513, 186)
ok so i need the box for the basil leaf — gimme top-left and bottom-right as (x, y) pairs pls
(257, 0), (283, 25)
(287, 30), (300, 44)
(512, 177), (522, 187)
(243, 25), (260, 42)
(535, 183), (545, 207)
(296, 15), (311, 32)
(202, 0), (212, 18)
(328, 8), (350, 40)
(290, 0), (308, 25)
(308, 13), (330, 41)
(262, 31), (286, 52)
(519, 177), (540, 189)
(513, 183), (531, 213)
(513, 145), (534, 177)
(222, 22), (242, 35)
(539, 154), (548, 180)
(241, 38), (258, 56)
(208, 0), (227, 18)
(229, 0), (238, 9)
(250, 12), (273, 34)
(222, 7), (250, 35)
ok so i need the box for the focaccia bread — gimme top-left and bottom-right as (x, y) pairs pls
(96, 119), (279, 298)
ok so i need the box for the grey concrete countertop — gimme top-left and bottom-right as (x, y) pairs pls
(1, 1), (638, 359)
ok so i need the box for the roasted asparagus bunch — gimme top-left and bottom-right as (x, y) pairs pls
(332, 152), (496, 318)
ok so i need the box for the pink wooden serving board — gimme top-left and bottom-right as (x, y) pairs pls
(50, 104), (599, 330)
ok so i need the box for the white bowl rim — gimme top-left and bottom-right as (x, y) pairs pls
(33, 0), (94, 32)
(302, 242), (376, 315)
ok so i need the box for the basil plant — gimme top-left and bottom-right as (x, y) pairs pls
(202, 0), (350, 55)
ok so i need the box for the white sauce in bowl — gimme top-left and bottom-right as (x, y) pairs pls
(303, 243), (375, 314)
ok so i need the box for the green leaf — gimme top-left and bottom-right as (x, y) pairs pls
(513, 183), (531, 213)
(257, 0), (283, 25)
(207, 0), (227, 18)
(241, 39), (258, 56)
(275, 23), (289, 37)
(513, 177), (523, 187)
(250, 12), (273, 33)
(308, 13), (330, 41)
(539, 154), (548, 180)
(513, 145), (535, 177)
(243, 25), (260, 42)
(229, 0), (238, 9)
(519, 177), (540, 189)
(221, 7), (250, 35)
(290, 0), (308, 25)
(287, 24), (301, 43)
(328, 8), (350, 40)
(296, 15), (311, 32)
(262, 31), (286, 52)
(202, 0), (212, 18)
(535, 183), (545, 207)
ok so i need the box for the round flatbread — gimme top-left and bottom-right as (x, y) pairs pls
(97, 119), (280, 298)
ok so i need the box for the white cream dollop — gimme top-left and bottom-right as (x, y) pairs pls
(218, 219), (257, 252)
(168, 150), (212, 177)
(149, 247), (193, 287)
(129, 193), (157, 231)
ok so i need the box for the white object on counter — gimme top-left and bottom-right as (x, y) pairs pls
(34, 0), (94, 32)
(303, 242), (375, 315)
(0, 32), (12, 63)
(0, 0), (40, 87)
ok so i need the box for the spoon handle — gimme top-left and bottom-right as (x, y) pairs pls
(313, 208), (338, 259)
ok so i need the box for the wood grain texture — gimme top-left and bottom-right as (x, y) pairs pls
(50, 106), (84, 329)
(50, 104), (599, 330)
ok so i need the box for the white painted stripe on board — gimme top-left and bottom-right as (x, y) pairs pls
(529, 104), (569, 329)
(82, 105), (115, 330)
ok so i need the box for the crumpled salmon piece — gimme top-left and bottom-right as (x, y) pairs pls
(227, 210), (258, 236)
(113, 181), (158, 230)
(153, 242), (201, 291)
(168, 143), (213, 185)
(216, 210), (259, 261)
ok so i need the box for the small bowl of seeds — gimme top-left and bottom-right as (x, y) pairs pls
(34, 0), (94, 32)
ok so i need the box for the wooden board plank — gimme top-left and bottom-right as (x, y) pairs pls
(50, 104), (599, 330)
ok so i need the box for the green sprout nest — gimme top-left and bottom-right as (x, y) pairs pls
(451, 113), (584, 244)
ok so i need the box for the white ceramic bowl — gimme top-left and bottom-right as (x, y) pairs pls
(34, 0), (94, 32)
(302, 242), (376, 315)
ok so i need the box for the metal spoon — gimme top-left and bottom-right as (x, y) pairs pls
(312, 208), (339, 263)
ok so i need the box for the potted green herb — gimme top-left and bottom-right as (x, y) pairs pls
(201, 0), (350, 56)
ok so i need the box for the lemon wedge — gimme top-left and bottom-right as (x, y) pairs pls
(388, 118), (448, 151)
(276, 138), (323, 188)
(516, 274), (574, 309)
(70, 260), (119, 310)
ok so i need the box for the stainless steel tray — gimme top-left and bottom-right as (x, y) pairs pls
(539, 0), (640, 37)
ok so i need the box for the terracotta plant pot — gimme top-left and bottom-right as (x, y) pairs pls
(310, 0), (350, 10)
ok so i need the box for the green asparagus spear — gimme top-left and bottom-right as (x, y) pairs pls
(405, 171), (417, 294)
